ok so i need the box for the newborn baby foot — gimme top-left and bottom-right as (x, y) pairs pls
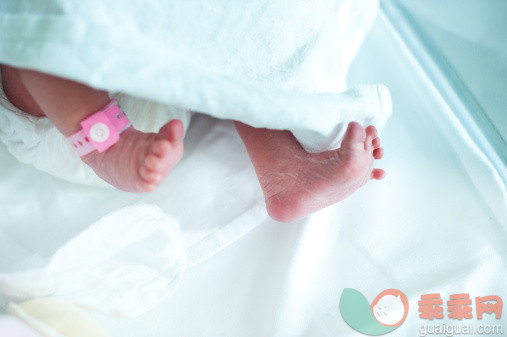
(82, 119), (184, 192)
(262, 122), (385, 222)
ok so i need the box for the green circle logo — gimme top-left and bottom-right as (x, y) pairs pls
(339, 288), (409, 335)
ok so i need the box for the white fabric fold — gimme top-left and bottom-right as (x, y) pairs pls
(0, 204), (187, 317)
(0, 114), (266, 317)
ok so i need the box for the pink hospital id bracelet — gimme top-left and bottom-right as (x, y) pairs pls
(67, 99), (132, 157)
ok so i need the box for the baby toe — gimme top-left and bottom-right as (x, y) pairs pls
(342, 122), (367, 153)
(151, 139), (172, 158)
(139, 165), (162, 184)
(373, 147), (384, 159)
(159, 119), (185, 143)
(371, 168), (386, 180)
(144, 154), (163, 172)
(138, 181), (158, 193)
(365, 125), (378, 139)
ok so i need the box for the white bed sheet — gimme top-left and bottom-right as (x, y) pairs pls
(1, 13), (506, 337)
(0, 112), (269, 316)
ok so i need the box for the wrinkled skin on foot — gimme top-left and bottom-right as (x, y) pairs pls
(257, 122), (385, 222)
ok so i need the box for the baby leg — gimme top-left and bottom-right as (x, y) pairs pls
(3, 65), (183, 192)
(235, 121), (385, 222)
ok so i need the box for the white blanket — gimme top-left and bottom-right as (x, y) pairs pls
(0, 0), (390, 153)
